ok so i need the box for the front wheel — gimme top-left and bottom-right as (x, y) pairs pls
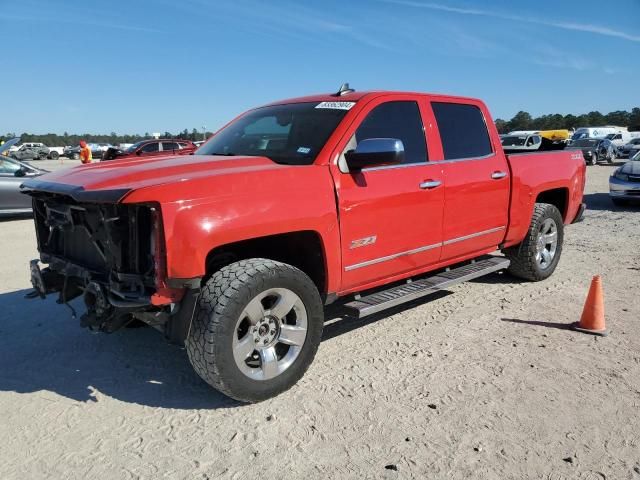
(589, 152), (598, 165)
(503, 203), (564, 281)
(186, 259), (324, 403)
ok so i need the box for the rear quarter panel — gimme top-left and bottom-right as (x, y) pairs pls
(504, 150), (585, 247)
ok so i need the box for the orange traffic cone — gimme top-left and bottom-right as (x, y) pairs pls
(572, 275), (608, 336)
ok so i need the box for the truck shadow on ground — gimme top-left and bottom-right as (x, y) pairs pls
(0, 288), (452, 409)
(0, 289), (240, 410)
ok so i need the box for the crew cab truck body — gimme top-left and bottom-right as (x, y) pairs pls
(22, 90), (586, 402)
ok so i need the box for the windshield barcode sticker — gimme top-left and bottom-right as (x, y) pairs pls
(315, 101), (356, 110)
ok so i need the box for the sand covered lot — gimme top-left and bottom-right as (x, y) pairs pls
(0, 162), (638, 479)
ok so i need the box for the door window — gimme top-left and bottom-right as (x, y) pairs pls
(140, 142), (159, 153)
(353, 101), (427, 164)
(161, 142), (179, 151)
(432, 102), (493, 160)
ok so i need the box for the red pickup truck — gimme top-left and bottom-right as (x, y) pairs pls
(22, 87), (586, 402)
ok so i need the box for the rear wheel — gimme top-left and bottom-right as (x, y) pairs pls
(606, 147), (614, 163)
(186, 259), (324, 403)
(72, 153), (80, 160)
(49, 151), (59, 160)
(503, 203), (564, 281)
(589, 152), (598, 165)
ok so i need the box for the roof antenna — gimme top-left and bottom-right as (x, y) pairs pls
(335, 83), (355, 96)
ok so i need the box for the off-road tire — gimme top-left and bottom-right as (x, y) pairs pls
(72, 153), (80, 160)
(186, 259), (324, 403)
(589, 153), (598, 165)
(503, 203), (564, 281)
(49, 151), (59, 160)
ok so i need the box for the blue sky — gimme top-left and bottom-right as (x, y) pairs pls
(1, 0), (639, 134)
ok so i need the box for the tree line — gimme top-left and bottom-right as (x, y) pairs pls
(3, 107), (640, 145)
(495, 107), (640, 134)
(1, 128), (212, 147)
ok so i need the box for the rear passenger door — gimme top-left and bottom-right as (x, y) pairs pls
(161, 141), (180, 155)
(430, 101), (509, 261)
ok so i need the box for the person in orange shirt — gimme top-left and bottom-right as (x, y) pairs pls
(79, 140), (93, 164)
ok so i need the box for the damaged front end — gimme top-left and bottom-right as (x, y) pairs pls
(25, 189), (196, 341)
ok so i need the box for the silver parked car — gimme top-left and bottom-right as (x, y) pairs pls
(0, 139), (48, 216)
(609, 151), (640, 206)
(617, 138), (640, 159)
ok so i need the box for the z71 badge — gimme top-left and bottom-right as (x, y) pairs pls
(350, 235), (377, 249)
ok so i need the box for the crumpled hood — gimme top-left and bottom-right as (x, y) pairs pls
(21, 155), (285, 202)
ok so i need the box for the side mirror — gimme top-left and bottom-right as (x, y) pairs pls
(344, 138), (405, 171)
(14, 167), (26, 177)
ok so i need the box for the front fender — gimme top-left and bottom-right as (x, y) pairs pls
(124, 165), (342, 293)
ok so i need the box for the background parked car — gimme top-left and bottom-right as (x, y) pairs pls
(0, 141), (48, 216)
(617, 138), (640, 159)
(8, 142), (44, 154)
(566, 138), (615, 165)
(605, 131), (640, 148)
(501, 133), (542, 152)
(102, 139), (197, 161)
(610, 157), (640, 206)
(63, 143), (105, 160)
(10, 145), (58, 161)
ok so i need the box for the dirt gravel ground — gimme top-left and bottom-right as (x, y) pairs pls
(0, 162), (639, 480)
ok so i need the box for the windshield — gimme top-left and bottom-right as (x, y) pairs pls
(501, 136), (527, 146)
(573, 139), (599, 147)
(126, 141), (145, 153)
(196, 102), (351, 165)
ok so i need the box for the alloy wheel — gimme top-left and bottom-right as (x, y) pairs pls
(232, 288), (308, 381)
(535, 218), (558, 270)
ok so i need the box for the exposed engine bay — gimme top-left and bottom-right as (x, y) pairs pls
(27, 192), (166, 332)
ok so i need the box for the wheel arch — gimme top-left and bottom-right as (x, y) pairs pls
(203, 230), (329, 298)
(535, 187), (569, 222)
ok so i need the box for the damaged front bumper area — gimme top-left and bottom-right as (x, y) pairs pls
(25, 190), (197, 341)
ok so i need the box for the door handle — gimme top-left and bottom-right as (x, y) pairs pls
(419, 180), (441, 189)
(491, 171), (507, 179)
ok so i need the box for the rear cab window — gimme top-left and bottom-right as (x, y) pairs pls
(431, 102), (493, 160)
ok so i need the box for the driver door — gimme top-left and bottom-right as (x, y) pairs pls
(331, 97), (444, 292)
